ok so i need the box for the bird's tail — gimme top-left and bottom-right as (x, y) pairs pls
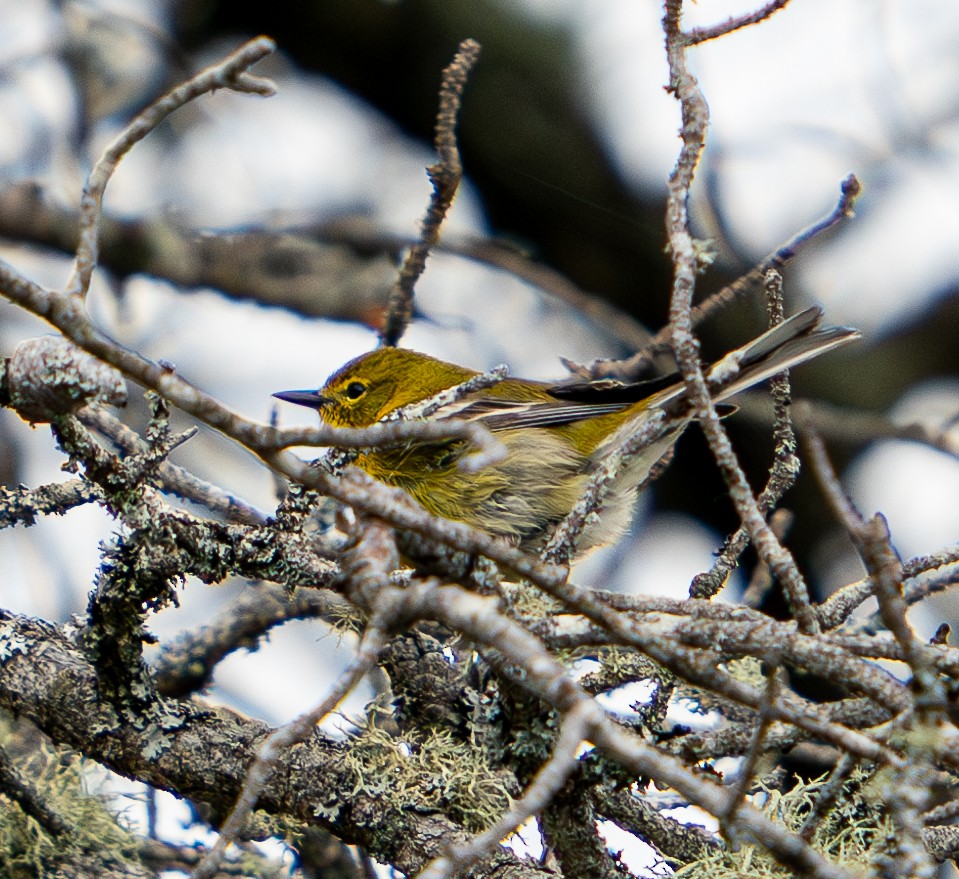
(650, 306), (860, 410)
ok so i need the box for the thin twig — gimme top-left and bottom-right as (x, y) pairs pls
(79, 406), (268, 525)
(799, 410), (944, 702)
(601, 174), (862, 383)
(416, 701), (592, 879)
(67, 37), (277, 299)
(922, 796), (959, 827)
(541, 410), (670, 566)
(191, 516), (403, 879)
(662, 0), (817, 632)
(686, 0), (793, 46)
(722, 663), (782, 832)
(395, 363), (508, 421)
(691, 269), (800, 598)
(773, 174), (863, 264)
(379, 39), (481, 347)
(691, 173), (863, 342)
(798, 753), (857, 842)
(191, 626), (389, 879)
(0, 254), (911, 770)
(750, 396), (959, 457)
(740, 508), (795, 606)
(414, 579), (858, 879)
(272, 402), (507, 474)
(0, 24), (918, 879)
(905, 546), (959, 580)
(152, 584), (351, 698)
(817, 546), (959, 630)
(799, 412), (944, 879)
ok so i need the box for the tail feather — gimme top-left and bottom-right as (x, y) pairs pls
(711, 308), (860, 402)
(650, 306), (860, 410)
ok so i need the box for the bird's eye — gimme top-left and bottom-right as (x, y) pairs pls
(345, 381), (367, 400)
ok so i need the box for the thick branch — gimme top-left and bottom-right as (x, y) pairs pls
(0, 610), (551, 879)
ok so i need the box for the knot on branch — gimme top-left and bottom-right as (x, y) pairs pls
(5, 335), (126, 423)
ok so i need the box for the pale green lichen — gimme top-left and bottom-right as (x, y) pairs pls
(722, 656), (767, 689)
(0, 718), (140, 877)
(335, 726), (515, 832)
(321, 601), (367, 638)
(139, 701), (188, 760)
(672, 768), (891, 877)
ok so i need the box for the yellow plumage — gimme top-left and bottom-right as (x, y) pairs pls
(275, 307), (858, 553)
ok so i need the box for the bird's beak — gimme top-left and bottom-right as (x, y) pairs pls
(272, 389), (330, 409)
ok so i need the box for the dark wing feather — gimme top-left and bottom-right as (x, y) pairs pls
(482, 401), (632, 431)
(442, 307), (859, 432)
(548, 374), (679, 404)
(453, 396), (632, 432)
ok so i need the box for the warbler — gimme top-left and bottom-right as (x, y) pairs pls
(275, 307), (858, 553)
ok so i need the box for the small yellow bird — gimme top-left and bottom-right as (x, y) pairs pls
(275, 307), (858, 553)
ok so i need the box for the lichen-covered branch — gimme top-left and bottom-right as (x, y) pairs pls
(0, 610), (551, 879)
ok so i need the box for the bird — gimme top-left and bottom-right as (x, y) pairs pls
(275, 306), (859, 555)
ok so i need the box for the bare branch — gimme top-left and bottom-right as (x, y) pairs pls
(721, 664), (782, 833)
(799, 409), (945, 703)
(152, 584), (351, 698)
(817, 545), (959, 630)
(799, 412), (947, 879)
(192, 627), (388, 879)
(798, 754), (858, 842)
(663, 0), (818, 633)
(599, 174), (862, 384)
(0, 610), (549, 879)
(414, 581), (860, 879)
(2, 12), (953, 879)
(541, 409), (670, 566)
(686, 0), (794, 45)
(379, 39), (481, 347)
(194, 517), (405, 878)
(691, 174), (862, 339)
(691, 269), (800, 598)
(79, 406), (268, 525)
(66, 37), (277, 300)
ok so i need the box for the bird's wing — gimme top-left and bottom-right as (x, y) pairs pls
(434, 307), (859, 432)
(452, 396), (632, 432)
